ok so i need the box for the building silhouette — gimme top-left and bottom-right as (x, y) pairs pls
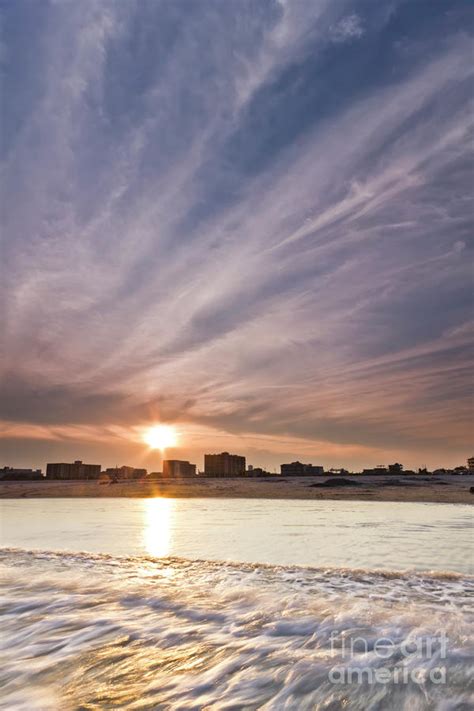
(246, 466), (272, 477)
(46, 460), (101, 480)
(362, 465), (388, 476)
(204, 452), (246, 477)
(104, 466), (147, 481)
(280, 461), (324, 476)
(388, 463), (404, 475)
(0, 467), (43, 481)
(162, 460), (196, 478)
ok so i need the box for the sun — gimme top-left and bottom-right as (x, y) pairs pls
(143, 425), (178, 450)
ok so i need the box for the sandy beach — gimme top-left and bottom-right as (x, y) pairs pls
(1, 475), (473, 504)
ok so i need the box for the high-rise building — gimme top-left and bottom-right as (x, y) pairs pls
(46, 460), (101, 480)
(204, 452), (246, 477)
(162, 460), (196, 478)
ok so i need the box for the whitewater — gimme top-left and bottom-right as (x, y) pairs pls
(1, 498), (473, 709)
(1, 547), (473, 710)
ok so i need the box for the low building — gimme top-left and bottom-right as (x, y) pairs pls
(388, 463), (404, 475)
(439, 467), (469, 476)
(104, 466), (147, 481)
(280, 461), (324, 476)
(0, 467), (43, 481)
(362, 466), (388, 476)
(468, 457), (474, 472)
(246, 466), (273, 477)
(46, 460), (101, 480)
(162, 460), (196, 478)
(204, 452), (246, 477)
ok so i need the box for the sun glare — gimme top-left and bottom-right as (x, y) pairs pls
(143, 498), (174, 558)
(143, 424), (178, 450)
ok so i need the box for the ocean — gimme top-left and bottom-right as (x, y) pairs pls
(1, 499), (472, 710)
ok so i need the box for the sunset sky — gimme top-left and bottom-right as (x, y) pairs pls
(1, 0), (472, 472)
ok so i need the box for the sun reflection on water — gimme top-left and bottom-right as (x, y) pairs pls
(143, 498), (174, 558)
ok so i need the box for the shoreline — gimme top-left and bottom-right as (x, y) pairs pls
(1, 475), (473, 504)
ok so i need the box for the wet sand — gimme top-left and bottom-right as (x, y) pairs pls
(1, 475), (473, 504)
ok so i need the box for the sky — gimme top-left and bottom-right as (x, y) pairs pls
(1, 0), (473, 473)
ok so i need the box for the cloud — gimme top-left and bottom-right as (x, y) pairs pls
(1, 0), (472, 468)
(330, 14), (364, 43)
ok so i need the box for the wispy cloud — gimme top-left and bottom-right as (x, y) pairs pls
(330, 13), (364, 43)
(1, 0), (472, 469)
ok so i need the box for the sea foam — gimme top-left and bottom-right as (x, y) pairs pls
(0, 548), (472, 710)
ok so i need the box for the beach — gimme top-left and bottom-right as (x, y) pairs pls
(1, 474), (473, 504)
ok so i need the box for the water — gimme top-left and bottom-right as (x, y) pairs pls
(1, 499), (473, 710)
(1, 498), (472, 573)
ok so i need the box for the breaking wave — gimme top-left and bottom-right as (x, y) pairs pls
(1, 548), (473, 710)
